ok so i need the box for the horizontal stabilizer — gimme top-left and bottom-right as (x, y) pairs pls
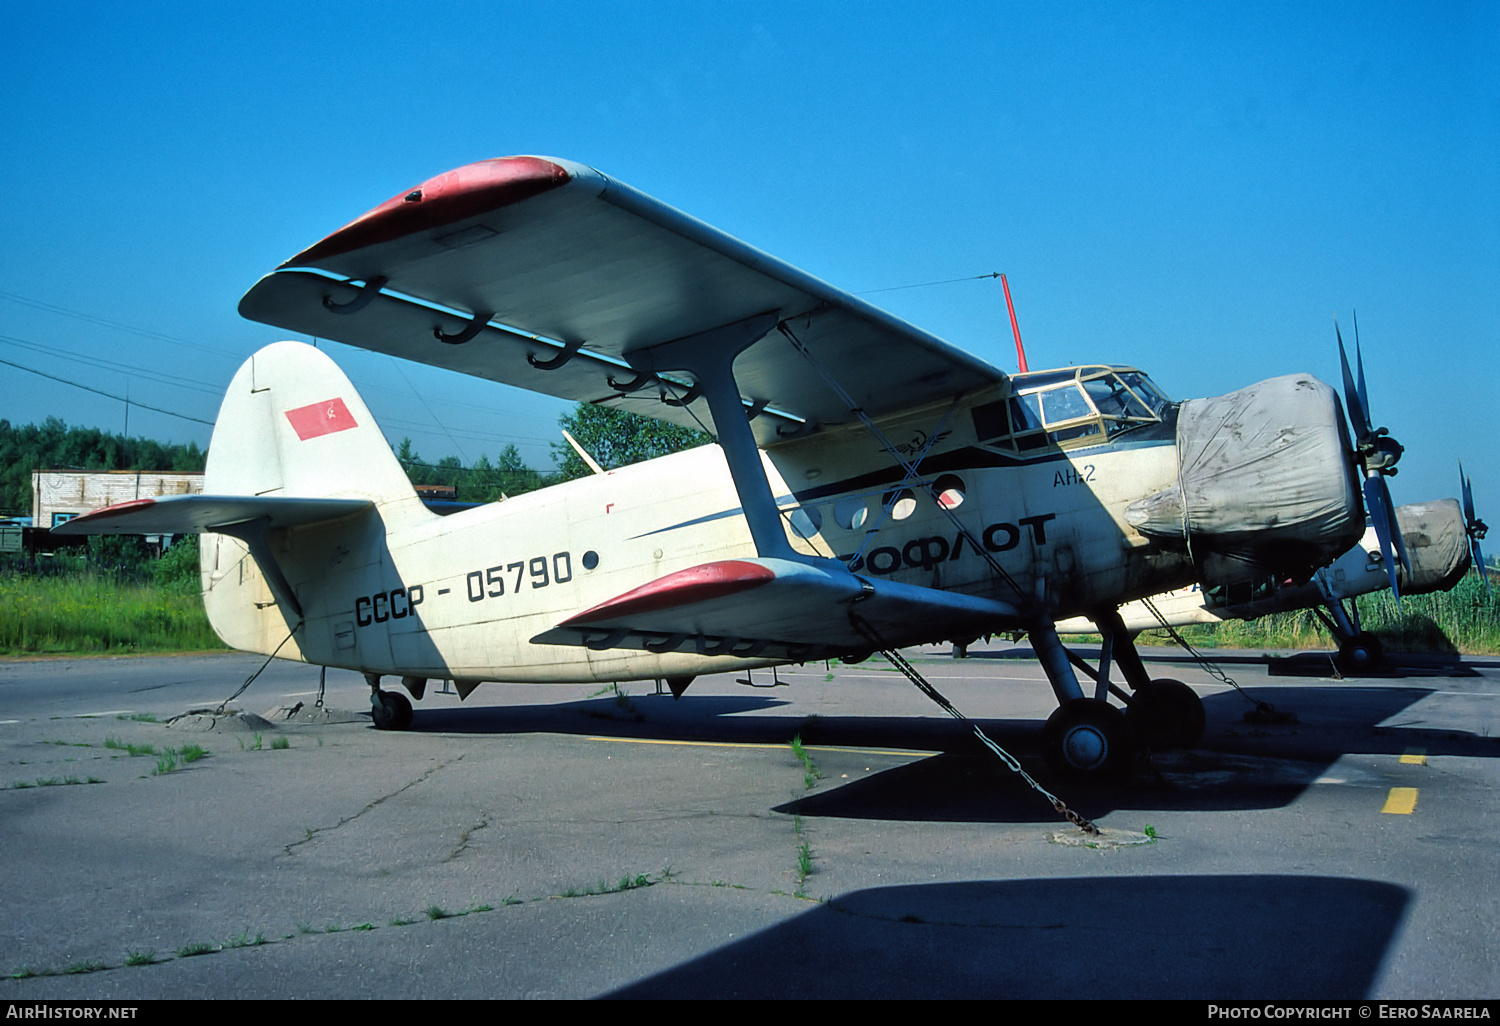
(536, 557), (1023, 660)
(51, 494), (372, 536)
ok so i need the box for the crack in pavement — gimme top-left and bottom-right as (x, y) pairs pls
(281, 755), (465, 857)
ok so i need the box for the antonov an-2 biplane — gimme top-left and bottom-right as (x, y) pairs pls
(56, 156), (1406, 782)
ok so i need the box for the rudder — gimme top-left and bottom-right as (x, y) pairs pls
(205, 340), (428, 526)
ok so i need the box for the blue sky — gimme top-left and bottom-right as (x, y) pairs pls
(2, 1), (1495, 518)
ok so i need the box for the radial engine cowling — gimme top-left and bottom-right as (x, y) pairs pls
(1394, 499), (1471, 595)
(1125, 374), (1364, 586)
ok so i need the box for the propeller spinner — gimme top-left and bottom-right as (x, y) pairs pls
(1337, 318), (1410, 598)
(1460, 462), (1492, 595)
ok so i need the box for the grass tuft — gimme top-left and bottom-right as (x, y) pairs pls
(153, 748), (178, 775)
(176, 941), (216, 958)
(790, 734), (822, 789)
(224, 929), (267, 949)
(271, 735), (290, 750)
(793, 815), (814, 897)
(104, 737), (156, 757)
(124, 949), (156, 967)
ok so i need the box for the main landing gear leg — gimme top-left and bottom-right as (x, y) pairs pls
(1310, 589), (1386, 676)
(1029, 619), (1133, 783)
(1095, 610), (1205, 751)
(367, 672), (413, 731)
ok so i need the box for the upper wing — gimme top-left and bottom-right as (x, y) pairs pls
(239, 156), (1006, 445)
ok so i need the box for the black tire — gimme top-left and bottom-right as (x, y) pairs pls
(1042, 699), (1134, 783)
(371, 690), (413, 731)
(1336, 632), (1384, 676)
(1126, 677), (1206, 750)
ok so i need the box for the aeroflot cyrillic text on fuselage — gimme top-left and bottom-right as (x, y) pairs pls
(842, 513), (1057, 574)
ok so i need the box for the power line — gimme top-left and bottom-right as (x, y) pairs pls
(0, 333), (224, 397)
(0, 355), (215, 426)
(0, 288), (243, 358)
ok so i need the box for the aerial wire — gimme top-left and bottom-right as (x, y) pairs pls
(0, 354), (214, 426)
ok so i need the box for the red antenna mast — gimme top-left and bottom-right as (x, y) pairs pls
(1001, 273), (1029, 373)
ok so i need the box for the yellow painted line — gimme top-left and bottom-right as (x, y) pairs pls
(1381, 787), (1419, 814)
(1400, 748), (1427, 766)
(586, 736), (933, 757)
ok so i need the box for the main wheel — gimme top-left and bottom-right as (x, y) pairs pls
(1336, 632), (1384, 676)
(1042, 699), (1134, 783)
(371, 690), (413, 730)
(1126, 677), (1206, 750)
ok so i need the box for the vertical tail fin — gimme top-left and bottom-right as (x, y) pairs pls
(206, 340), (427, 527)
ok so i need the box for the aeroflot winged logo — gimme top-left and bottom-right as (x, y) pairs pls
(285, 398), (358, 441)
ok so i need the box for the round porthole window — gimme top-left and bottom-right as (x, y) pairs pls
(932, 474), (966, 510)
(788, 506), (822, 539)
(833, 497), (868, 531)
(884, 488), (918, 521)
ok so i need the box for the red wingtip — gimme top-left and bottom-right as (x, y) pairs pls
(283, 156), (572, 268)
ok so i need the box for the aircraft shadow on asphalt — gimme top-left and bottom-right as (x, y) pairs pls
(965, 647), (1492, 678)
(605, 875), (1410, 999)
(404, 682), (1497, 822)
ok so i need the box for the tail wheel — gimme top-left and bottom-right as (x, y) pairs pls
(1042, 699), (1134, 783)
(371, 690), (413, 730)
(1126, 678), (1205, 750)
(1336, 632), (1384, 676)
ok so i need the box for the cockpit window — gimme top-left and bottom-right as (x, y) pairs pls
(1083, 377), (1152, 421)
(1116, 371), (1171, 417)
(1040, 384), (1094, 425)
(1011, 393), (1044, 432)
(974, 365), (1170, 455)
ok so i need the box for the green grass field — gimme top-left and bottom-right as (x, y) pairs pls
(1, 564), (1493, 659)
(0, 572), (227, 656)
(1137, 571), (1499, 655)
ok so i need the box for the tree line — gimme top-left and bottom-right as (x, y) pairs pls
(1, 405), (708, 515)
(0, 417), (207, 516)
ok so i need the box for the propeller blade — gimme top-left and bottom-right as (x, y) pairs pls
(1363, 475), (1403, 600)
(1384, 479), (1410, 573)
(1336, 322), (1371, 440)
(1353, 310), (1370, 419)
(1460, 462), (1492, 596)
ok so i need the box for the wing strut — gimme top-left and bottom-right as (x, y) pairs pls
(625, 312), (810, 564)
